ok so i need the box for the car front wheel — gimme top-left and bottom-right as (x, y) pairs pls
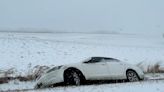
(64, 70), (81, 85)
(34, 83), (43, 89)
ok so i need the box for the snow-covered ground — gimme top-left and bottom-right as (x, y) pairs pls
(0, 32), (163, 76)
(32, 80), (164, 92)
(0, 80), (35, 91)
(0, 32), (164, 91)
(1, 73), (164, 91)
(1, 78), (164, 92)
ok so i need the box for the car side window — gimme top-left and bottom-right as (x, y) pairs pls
(104, 58), (120, 62)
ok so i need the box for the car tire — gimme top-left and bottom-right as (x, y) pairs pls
(34, 83), (42, 89)
(64, 70), (81, 85)
(126, 70), (140, 82)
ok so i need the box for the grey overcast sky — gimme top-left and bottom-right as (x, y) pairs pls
(0, 0), (164, 33)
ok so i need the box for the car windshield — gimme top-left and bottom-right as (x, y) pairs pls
(82, 57), (92, 63)
(83, 57), (102, 63)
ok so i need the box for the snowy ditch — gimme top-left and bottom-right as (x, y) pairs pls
(0, 74), (164, 92)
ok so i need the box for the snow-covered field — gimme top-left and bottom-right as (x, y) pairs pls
(0, 32), (164, 91)
(0, 32), (164, 75)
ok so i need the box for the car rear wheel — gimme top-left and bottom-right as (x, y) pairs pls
(64, 70), (81, 85)
(126, 70), (139, 82)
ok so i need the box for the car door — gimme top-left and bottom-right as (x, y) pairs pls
(81, 59), (110, 80)
(105, 59), (126, 79)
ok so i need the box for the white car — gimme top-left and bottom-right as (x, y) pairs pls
(35, 57), (144, 88)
